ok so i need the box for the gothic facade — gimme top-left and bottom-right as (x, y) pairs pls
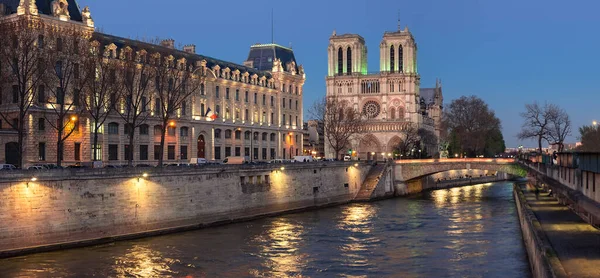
(325, 27), (443, 160)
(0, 0), (305, 167)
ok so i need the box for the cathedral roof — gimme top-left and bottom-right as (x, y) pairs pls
(92, 33), (273, 79)
(245, 43), (299, 73)
(0, 0), (83, 21)
(420, 87), (442, 105)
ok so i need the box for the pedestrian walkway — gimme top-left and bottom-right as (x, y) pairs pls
(521, 184), (600, 278)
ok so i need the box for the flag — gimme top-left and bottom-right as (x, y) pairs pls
(205, 108), (218, 121)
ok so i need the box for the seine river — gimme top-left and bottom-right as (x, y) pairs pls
(0, 181), (530, 278)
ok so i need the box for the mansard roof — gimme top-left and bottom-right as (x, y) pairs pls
(0, 0), (83, 21)
(92, 32), (273, 79)
(245, 43), (298, 73)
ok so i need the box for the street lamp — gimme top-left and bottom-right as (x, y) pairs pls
(418, 149), (422, 159)
(70, 116), (78, 122)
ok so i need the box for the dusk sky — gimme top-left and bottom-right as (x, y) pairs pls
(78, 0), (600, 148)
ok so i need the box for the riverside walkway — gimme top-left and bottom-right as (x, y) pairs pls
(522, 184), (600, 278)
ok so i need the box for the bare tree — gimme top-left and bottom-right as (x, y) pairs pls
(545, 106), (571, 152)
(395, 124), (421, 156)
(310, 96), (363, 160)
(153, 59), (200, 167)
(0, 20), (44, 168)
(114, 56), (154, 166)
(42, 33), (91, 167)
(578, 125), (600, 152)
(518, 102), (557, 154)
(80, 51), (120, 161)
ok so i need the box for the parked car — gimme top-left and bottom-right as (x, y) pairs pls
(343, 155), (352, 161)
(222, 156), (250, 164)
(190, 158), (208, 165)
(104, 165), (122, 168)
(42, 164), (62, 169)
(28, 165), (45, 170)
(293, 156), (315, 162)
(0, 164), (17, 170)
(136, 164), (153, 168)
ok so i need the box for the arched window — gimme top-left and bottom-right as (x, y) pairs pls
(108, 122), (119, 135)
(214, 128), (222, 138)
(235, 130), (241, 140)
(180, 126), (189, 137)
(270, 133), (276, 141)
(398, 45), (403, 73)
(244, 130), (251, 140)
(337, 47), (343, 75)
(398, 107), (405, 119)
(262, 132), (268, 141)
(390, 45), (395, 73)
(346, 47), (352, 74)
(139, 124), (149, 135)
(154, 125), (162, 135)
(224, 129), (232, 139)
(390, 108), (396, 120)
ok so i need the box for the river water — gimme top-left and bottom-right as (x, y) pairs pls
(0, 181), (530, 278)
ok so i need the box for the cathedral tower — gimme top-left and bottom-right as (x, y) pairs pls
(327, 31), (367, 76)
(379, 26), (417, 74)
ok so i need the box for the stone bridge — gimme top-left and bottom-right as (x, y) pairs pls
(393, 158), (523, 182)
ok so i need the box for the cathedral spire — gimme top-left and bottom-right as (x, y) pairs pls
(17, 0), (38, 16)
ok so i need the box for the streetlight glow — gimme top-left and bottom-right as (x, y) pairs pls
(70, 116), (78, 122)
(169, 121), (176, 127)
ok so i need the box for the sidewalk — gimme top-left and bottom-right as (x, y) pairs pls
(521, 184), (600, 278)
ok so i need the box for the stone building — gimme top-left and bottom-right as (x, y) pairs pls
(325, 26), (442, 160)
(0, 0), (305, 167)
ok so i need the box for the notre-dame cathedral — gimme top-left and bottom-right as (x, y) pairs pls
(325, 26), (443, 160)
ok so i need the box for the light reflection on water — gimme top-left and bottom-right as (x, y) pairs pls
(0, 181), (530, 278)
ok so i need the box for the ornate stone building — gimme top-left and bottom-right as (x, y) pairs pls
(325, 27), (443, 160)
(0, 0), (305, 167)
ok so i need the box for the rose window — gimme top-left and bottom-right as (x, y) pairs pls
(362, 101), (381, 118)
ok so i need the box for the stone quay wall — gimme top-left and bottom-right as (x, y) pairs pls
(0, 162), (370, 257)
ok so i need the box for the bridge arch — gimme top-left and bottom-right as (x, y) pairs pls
(394, 159), (526, 182)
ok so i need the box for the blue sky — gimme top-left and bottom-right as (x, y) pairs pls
(78, 0), (600, 148)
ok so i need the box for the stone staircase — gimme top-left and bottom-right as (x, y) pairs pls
(355, 163), (387, 201)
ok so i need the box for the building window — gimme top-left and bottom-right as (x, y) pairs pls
(337, 47), (343, 75)
(235, 147), (241, 156)
(235, 130), (241, 140)
(214, 146), (221, 160)
(271, 113), (274, 124)
(167, 126), (176, 136)
(38, 118), (45, 131)
(215, 104), (220, 115)
(200, 103), (205, 117)
(262, 148), (267, 160)
(271, 96), (274, 106)
(181, 101), (187, 115)
(244, 131), (250, 140)
(296, 100), (298, 110)
(168, 145), (175, 160)
(108, 122), (119, 134)
(93, 145), (102, 161)
(12, 85), (18, 103)
(270, 148), (275, 159)
(254, 92), (257, 104)
(225, 129), (232, 139)
(283, 98), (286, 108)
(154, 145), (161, 160)
(73, 89), (80, 106)
(347, 47), (352, 74)
(282, 114), (286, 125)
(39, 142), (46, 161)
(235, 89), (239, 101)
(180, 126), (188, 137)
(215, 86), (220, 98)
(398, 45), (403, 72)
(270, 133), (276, 141)
(253, 148), (259, 160)
(200, 83), (205, 95)
(214, 128), (222, 139)
(289, 99), (292, 109)
(225, 146), (231, 157)
(154, 99), (161, 115)
(139, 124), (149, 135)
(245, 91), (249, 102)
(38, 85), (45, 103)
(253, 132), (259, 141)
(180, 146), (188, 160)
(140, 145), (148, 160)
(245, 109), (249, 121)
(262, 94), (266, 105)
(390, 45), (395, 72)
(154, 125), (162, 136)
(225, 88), (230, 99)
(244, 147), (250, 156)
(124, 144), (131, 161)
(108, 144), (118, 160)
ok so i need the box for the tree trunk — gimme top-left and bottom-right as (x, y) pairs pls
(128, 128), (135, 167)
(57, 128), (63, 167)
(92, 125), (99, 161)
(537, 136), (543, 154)
(17, 118), (24, 169)
(158, 121), (167, 167)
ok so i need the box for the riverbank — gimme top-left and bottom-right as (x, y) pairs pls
(0, 162), (370, 258)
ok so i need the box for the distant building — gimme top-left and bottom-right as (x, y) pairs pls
(303, 120), (325, 158)
(325, 26), (443, 160)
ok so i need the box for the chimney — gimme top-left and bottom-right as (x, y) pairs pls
(160, 39), (175, 49)
(183, 44), (196, 54)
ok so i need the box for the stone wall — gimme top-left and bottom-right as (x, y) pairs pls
(394, 172), (511, 196)
(0, 162), (369, 257)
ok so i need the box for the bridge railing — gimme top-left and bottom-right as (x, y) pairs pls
(394, 158), (517, 164)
